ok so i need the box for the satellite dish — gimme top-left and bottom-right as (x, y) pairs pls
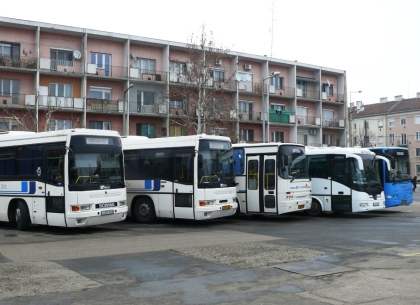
(327, 79), (330, 87)
(235, 73), (242, 81)
(131, 52), (136, 59)
(73, 50), (81, 59)
(245, 74), (252, 82)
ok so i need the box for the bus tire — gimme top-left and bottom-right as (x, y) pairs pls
(233, 199), (241, 218)
(133, 197), (156, 223)
(305, 200), (322, 217)
(15, 201), (31, 231)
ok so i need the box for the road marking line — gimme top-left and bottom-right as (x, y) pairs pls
(403, 252), (420, 257)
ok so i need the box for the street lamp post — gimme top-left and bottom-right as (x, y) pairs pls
(348, 90), (362, 147)
(123, 83), (133, 136)
(262, 71), (280, 143)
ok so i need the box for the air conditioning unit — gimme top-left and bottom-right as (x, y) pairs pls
(215, 59), (222, 65)
(244, 64), (251, 70)
(321, 92), (327, 100)
(309, 129), (317, 135)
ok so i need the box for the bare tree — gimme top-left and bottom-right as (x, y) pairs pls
(354, 120), (376, 147)
(166, 25), (236, 138)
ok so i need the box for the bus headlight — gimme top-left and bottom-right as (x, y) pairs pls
(80, 205), (90, 211)
(118, 200), (127, 207)
(359, 203), (368, 208)
(71, 205), (90, 212)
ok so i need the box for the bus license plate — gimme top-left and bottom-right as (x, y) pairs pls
(101, 209), (114, 216)
(373, 202), (379, 206)
(222, 205), (231, 210)
(298, 204), (305, 209)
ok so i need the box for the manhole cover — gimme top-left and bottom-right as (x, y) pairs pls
(274, 260), (355, 277)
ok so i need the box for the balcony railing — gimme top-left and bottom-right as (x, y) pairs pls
(296, 89), (320, 100)
(296, 115), (321, 126)
(87, 98), (121, 112)
(129, 69), (166, 82)
(0, 56), (37, 69)
(322, 118), (345, 128)
(128, 102), (168, 115)
(40, 59), (84, 74)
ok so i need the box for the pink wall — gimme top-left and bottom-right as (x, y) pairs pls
(87, 38), (125, 67)
(86, 79), (124, 100)
(39, 32), (83, 58)
(0, 26), (36, 57)
(0, 71), (35, 95)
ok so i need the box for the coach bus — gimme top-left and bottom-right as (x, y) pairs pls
(369, 147), (413, 207)
(232, 143), (311, 216)
(306, 146), (390, 216)
(0, 129), (127, 231)
(121, 134), (237, 223)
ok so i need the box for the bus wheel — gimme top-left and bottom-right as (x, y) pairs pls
(15, 201), (30, 231)
(305, 200), (322, 217)
(133, 198), (156, 223)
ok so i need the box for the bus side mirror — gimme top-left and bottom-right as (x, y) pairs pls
(198, 155), (203, 169)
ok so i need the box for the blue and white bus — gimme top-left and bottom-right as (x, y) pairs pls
(0, 129), (127, 230)
(232, 143), (312, 216)
(369, 147), (413, 208)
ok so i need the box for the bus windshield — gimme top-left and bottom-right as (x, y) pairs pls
(68, 135), (124, 189)
(278, 145), (309, 180)
(354, 154), (382, 188)
(384, 149), (411, 183)
(198, 140), (234, 185)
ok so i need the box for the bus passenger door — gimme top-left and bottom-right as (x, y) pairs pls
(263, 156), (276, 213)
(173, 148), (194, 219)
(246, 156), (260, 212)
(44, 146), (66, 226)
(331, 158), (351, 212)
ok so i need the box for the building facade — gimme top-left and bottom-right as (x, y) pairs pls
(351, 95), (420, 178)
(0, 16), (347, 146)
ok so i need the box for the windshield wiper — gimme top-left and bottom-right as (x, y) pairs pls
(290, 171), (308, 182)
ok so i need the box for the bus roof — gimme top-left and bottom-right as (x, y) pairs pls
(233, 142), (304, 148)
(369, 147), (409, 151)
(121, 134), (232, 149)
(0, 129), (121, 145)
(306, 146), (376, 155)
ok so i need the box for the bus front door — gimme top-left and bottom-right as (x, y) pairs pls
(331, 158), (352, 212)
(44, 146), (66, 226)
(246, 155), (277, 213)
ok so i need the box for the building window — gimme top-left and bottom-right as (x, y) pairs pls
(323, 109), (334, 126)
(271, 104), (285, 111)
(170, 62), (187, 74)
(354, 123), (357, 130)
(211, 69), (225, 82)
(0, 79), (19, 104)
(90, 52), (111, 76)
(297, 80), (307, 97)
(416, 116), (420, 124)
(417, 165), (420, 174)
(388, 119), (394, 127)
(271, 131), (284, 142)
(389, 134), (395, 143)
(133, 58), (156, 74)
(378, 120), (383, 128)
(89, 121), (110, 130)
(378, 136), (384, 143)
(401, 133), (407, 145)
(0, 118), (18, 131)
(136, 123), (155, 138)
(50, 49), (73, 70)
(401, 118), (406, 126)
(322, 83), (333, 96)
(170, 100), (183, 109)
(169, 125), (188, 136)
(416, 132), (420, 141)
(137, 91), (155, 113)
(270, 76), (284, 89)
(240, 129), (254, 142)
(0, 43), (20, 65)
(55, 119), (72, 130)
(323, 134), (334, 146)
(238, 100), (253, 120)
(0, 43), (12, 59)
(50, 83), (73, 98)
(90, 87), (111, 101)
(417, 149), (420, 157)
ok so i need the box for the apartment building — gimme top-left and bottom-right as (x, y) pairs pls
(0, 16), (347, 146)
(350, 95), (420, 177)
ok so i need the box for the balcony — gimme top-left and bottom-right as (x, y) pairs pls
(296, 115), (321, 126)
(0, 56), (37, 69)
(129, 69), (166, 82)
(87, 98), (121, 112)
(26, 95), (84, 110)
(296, 89), (320, 100)
(40, 59), (84, 74)
(322, 119), (345, 128)
(269, 110), (295, 124)
(321, 92), (345, 103)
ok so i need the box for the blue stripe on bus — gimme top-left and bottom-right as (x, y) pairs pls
(0, 181), (36, 194)
(238, 190), (246, 193)
(145, 180), (152, 189)
(153, 180), (161, 191)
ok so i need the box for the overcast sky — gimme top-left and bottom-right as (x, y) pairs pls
(2, 0), (419, 105)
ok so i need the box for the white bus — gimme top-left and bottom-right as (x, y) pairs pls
(306, 146), (389, 216)
(0, 129), (127, 230)
(232, 143), (312, 216)
(122, 134), (237, 223)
